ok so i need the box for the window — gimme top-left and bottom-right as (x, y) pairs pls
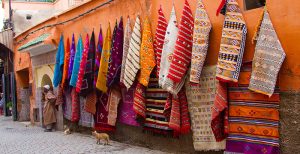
(244, 0), (265, 10)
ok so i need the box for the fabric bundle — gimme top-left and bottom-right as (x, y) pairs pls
(225, 65), (280, 154)
(96, 24), (112, 93)
(144, 77), (172, 135)
(167, 0), (194, 83)
(78, 97), (94, 128)
(68, 34), (76, 81)
(249, 10), (286, 97)
(118, 82), (140, 126)
(186, 66), (226, 151)
(138, 17), (156, 87)
(53, 34), (65, 87)
(76, 34), (90, 93)
(61, 37), (70, 88)
(120, 17), (132, 86)
(159, 6), (178, 87)
(94, 27), (103, 87)
(154, 7), (168, 78)
(70, 36), (83, 87)
(168, 89), (191, 135)
(107, 18), (124, 87)
(211, 81), (229, 142)
(190, 0), (212, 84)
(123, 15), (142, 89)
(216, 0), (247, 83)
(80, 31), (96, 95)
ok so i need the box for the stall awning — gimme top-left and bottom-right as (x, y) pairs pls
(0, 29), (14, 51)
(18, 33), (57, 57)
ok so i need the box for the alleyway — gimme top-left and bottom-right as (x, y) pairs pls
(0, 116), (166, 154)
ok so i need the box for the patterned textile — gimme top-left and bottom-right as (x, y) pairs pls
(154, 7), (167, 78)
(107, 18), (124, 87)
(118, 83), (140, 126)
(133, 82), (146, 118)
(76, 34), (89, 93)
(120, 17), (132, 87)
(167, 0), (194, 83)
(81, 31), (96, 96)
(162, 75), (186, 95)
(53, 34), (65, 87)
(186, 66), (226, 151)
(94, 91), (115, 131)
(123, 15), (141, 89)
(107, 88), (122, 126)
(55, 85), (64, 106)
(70, 36), (83, 87)
(85, 91), (97, 115)
(96, 24), (112, 93)
(144, 78), (172, 134)
(249, 11), (286, 97)
(61, 37), (70, 88)
(68, 34), (76, 80)
(159, 6), (178, 87)
(71, 88), (80, 122)
(225, 73), (280, 154)
(63, 89), (72, 120)
(79, 97), (94, 128)
(216, 0), (247, 83)
(169, 89), (191, 135)
(211, 81), (229, 142)
(190, 0), (212, 84)
(138, 17), (156, 87)
(94, 27), (103, 87)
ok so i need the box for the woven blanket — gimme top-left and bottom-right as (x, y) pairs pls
(249, 10), (286, 97)
(107, 87), (122, 126)
(190, 0), (212, 84)
(154, 7), (167, 78)
(76, 34), (89, 93)
(118, 83), (140, 126)
(120, 17), (132, 86)
(94, 27), (103, 87)
(225, 65), (280, 154)
(71, 88), (80, 122)
(84, 91), (97, 115)
(61, 37), (70, 88)
(68, 34), (76, 81)
(78, 97), (94, 128)
(216, 0), (247, 83)
(70, 36), (83, 87)
(144, 77), (172, 134)
(186, 66), (226, 151)
(167, 0), (194, 83)
(63, 89), (72, 121)
(53, 34), (65, 87)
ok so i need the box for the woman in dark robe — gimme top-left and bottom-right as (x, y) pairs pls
(42, 85), (57, 132)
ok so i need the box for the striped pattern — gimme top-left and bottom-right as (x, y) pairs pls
(133, 82), (146, 118)
(162, 75), (186, 95)
(76, 34), (89, 93)
(138, 17), (156, 87)
(96, 24), (112, 93)
(159, 6), (178, 87)
(167, 0), (194, 83)
(216, 0), (247, 83)
(249, 11), (286, 97)
(123, 16), (142, 89)
(190, 0), (212, 84)
(154, 7), (167, 78)
(120, 17), (132, 86)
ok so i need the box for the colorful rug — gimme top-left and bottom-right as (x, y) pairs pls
(79, 97), (94, 128)
(225, 65), (280, 154)
(118, 83), (140, 126)
(63, 89), (72, 121)
(186, 66), (226, 151)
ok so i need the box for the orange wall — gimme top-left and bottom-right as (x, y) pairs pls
(14, 0), (300, 91)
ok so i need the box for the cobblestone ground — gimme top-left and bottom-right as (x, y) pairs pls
(0, 116), (166, 154)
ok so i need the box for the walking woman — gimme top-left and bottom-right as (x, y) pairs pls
(42, 85), (57, 132)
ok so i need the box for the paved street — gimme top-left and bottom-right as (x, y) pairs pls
(0, 116), (166, 154)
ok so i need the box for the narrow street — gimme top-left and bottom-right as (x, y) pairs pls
(0, 116), (166, 154)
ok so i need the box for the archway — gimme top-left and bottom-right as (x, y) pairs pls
(41, 74), (53, 88)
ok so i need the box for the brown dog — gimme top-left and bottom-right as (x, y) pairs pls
(92, 131), (110, 145)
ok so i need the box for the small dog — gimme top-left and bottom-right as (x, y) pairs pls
(92, 131), (110, 145)
(64, 125), (72, 135)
